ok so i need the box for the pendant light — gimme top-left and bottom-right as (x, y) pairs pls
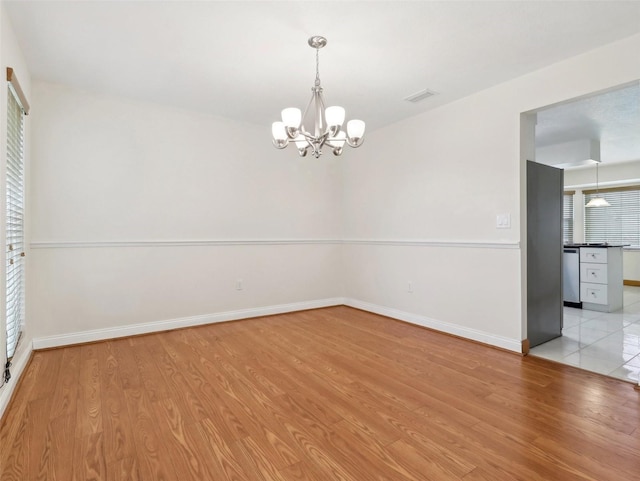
(585, 161), (610, 208)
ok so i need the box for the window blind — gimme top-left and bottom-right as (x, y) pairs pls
(584, 188), (640, 247)
(6, 84), (25, 361)
(563, 192), (574, 244)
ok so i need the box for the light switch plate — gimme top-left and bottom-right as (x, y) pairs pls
(496, 213), (511, 229)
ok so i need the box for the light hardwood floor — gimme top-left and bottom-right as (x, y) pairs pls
(1, 306), (640, 480)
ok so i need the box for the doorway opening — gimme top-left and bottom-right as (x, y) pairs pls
(524, 81), (640, 384)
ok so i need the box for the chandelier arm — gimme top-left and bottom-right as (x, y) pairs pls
(299, 91), (315, 136)
(312, 88), (328, 138)
(301, 130), (330, 145)
(317, 89), (330, 136)
(317, 131), (330, 149)
(299, 129), (321, 143)
(299, 130), (327, 158)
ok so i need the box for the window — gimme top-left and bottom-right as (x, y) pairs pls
(5, 68), (28, 383)
(584, 186), (640, 247)
(563, 191), (574, 244)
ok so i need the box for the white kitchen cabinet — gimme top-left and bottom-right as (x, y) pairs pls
(579, 246), (623, 312)
(580, 248), (607, 264)
(580, 282), (608, 305)
(580, 263), (608, 284)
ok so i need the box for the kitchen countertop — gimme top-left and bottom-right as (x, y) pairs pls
(564, 243), (629, 248)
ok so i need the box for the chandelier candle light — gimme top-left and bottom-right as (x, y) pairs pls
(271, 36), (365, 158)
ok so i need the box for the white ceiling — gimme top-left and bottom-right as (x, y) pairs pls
(4, 1), (640, 137)
(535, 82), (640, 167)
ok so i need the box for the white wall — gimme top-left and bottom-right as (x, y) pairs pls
(625, 252), (640, 282)
(565, 159), (640, 281)
(0, 4), (32, 416)
(341, 33), (640, 349)
(28, 82), (345, 345)
(340, 86), (523, 349)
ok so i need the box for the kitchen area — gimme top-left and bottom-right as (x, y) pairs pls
(528, 82), (640, 384)
(534, 238), (640, 383)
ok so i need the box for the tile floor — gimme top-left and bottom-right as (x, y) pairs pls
(530, 286), (640, 384)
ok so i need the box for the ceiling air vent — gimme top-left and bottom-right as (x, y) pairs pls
(404, 88), (438, 103)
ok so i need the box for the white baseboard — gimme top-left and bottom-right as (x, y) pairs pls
(344, 298), (521, 353)
(0, 342), (33, 420)
(32, 297), (346, 350)
(32, 295), (519, 355)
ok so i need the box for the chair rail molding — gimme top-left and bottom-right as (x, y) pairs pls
(31, 238), (521, 250)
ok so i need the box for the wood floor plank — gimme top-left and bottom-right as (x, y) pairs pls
(270, 356), (404, 445)
(0, 353), (44, 452)
(25, 398), (51, 480)
(330, 419), (424, 481)
(187, 354), (267, 439)
(29, 349), (64, 402)
(128, 336), (170, 403)
(532, 434), (639, 481)
(385, 438), (469, 480)
(256, 324), (407, 444)
(195, 417), (249, 481)
(147, 336), (208, 425)
(2, 306), (639, 481)
(278, 419), (358, 481)
(237, 435), (289, 481)
(183, 347), (307, 469)
(98, 341), (136, 465)
(74, 432), (107, 481)
(75, 344), (103, 437)
(48, 348), (81, 420)
(462, 466), (512, 481)
(470, 420), (600, 481)
(188, 338), (308, 469)
(481, 385), (640, 457)
(107, 339), (141, 391)
(277, 461), (324, 481)
(152, 397), (216, 481)
(45, 414), (76, 481)
(123, 388), (177, 481)
(105, 457), (140, 481)
(266, 321), (431, 411)
(287, 315), (426, 377)
(181, 353), (252, 441)
(0, 395), (29, 481)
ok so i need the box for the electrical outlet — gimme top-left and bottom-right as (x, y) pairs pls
(236, 279), (243, 290)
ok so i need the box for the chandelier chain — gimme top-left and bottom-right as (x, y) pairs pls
(315, 47), (320, 87)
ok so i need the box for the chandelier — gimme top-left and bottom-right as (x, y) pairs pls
(271, 36), (365, 158)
